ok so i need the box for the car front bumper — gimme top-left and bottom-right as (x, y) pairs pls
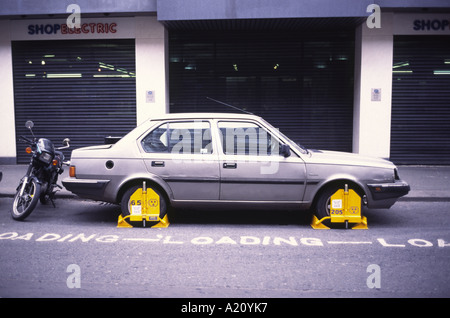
(367, 180), (410, 201)
(62, 178), (110, 200)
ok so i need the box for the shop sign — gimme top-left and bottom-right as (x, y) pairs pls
(27, 22), (117, 35)
(413, 19), (450, 31)
(394, 13), (450, 35)
(11, 18), (135, 40)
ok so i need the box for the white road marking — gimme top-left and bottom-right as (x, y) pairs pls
(327, 241), (373, 245)
(1, 231), (449, 248)
(122, 238), (161, 242)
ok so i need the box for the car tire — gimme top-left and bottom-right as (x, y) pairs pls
(315, 186), (337, 222)
(120, 184), (167, 227)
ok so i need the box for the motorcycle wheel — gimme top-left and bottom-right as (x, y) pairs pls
(12, 179), (41, 221)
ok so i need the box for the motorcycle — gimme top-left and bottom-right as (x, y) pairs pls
(12, 120), (70, 221)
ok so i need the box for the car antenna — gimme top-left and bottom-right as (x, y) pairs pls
(206, 97), (254, 115)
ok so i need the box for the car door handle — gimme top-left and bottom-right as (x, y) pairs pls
(223, 162), (237, 169)
(151, 161), (165, 167)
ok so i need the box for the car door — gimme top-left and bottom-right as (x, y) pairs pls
(216, 120), (306, 202)
(140, 120), (220, 201)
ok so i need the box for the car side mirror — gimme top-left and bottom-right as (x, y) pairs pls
(280, 144), (291, 158)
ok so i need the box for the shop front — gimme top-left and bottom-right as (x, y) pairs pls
(390, 14), (450, 165)
(1, 6), (449, 166)
(1, 16), (168, 164)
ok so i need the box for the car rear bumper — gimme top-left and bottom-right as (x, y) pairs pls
(367, 180), (410, 201)
(62, 178), (110, 200)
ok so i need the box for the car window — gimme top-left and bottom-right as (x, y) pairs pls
(141, 121), (212, 154)
(217, 121), (282, 156)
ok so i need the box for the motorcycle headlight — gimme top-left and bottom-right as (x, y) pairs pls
(39, 151), (53, 164)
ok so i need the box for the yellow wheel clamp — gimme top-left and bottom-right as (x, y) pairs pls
(117, 181), (169, 228)
(311, 184), (368, 230)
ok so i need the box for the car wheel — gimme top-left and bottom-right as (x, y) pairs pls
(120, 184), (167, 227)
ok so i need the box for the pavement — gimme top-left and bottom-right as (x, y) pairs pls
(0, 164), (449, 201)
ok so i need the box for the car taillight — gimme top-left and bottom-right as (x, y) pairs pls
(394, 168), (400, 180)
(69, 166), (76, 177)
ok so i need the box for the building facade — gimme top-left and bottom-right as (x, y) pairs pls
(1, 0), (449, 165)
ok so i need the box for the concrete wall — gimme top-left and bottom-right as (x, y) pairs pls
(353, 13), (394, 159)
(0, 0), (157, 16)
(135, 16), (169, 125)
(0, 20), (16, 164)
(2, 0), (448, 19)
(156, 0), (450, 21)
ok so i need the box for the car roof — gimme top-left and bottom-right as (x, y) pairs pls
(148, 112), (261, 121)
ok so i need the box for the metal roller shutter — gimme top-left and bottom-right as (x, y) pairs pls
(12, 39), (136, 164)
(391, 35), (450, 165)
(168, 31), (354, 152)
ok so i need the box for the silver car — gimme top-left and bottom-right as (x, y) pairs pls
(62, 113), (410, 222)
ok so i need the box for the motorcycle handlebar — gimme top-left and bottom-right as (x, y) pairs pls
(19, 135), (34, 144)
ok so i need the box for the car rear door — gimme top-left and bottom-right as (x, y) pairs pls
(140, 120), (220, 201)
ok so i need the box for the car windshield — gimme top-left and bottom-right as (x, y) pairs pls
(259, 118), (309, 155)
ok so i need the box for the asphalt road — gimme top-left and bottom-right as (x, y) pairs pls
(1, 197), (449, 303)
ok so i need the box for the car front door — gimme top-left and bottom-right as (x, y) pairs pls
(216, 120), (306, 202)
(140, 120), (220, 201)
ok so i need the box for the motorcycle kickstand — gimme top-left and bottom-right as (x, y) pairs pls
(49, 185), (60, 208)
(50, 196), (56, 208)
